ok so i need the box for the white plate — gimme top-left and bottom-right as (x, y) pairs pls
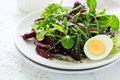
(15, 9), (120, 70)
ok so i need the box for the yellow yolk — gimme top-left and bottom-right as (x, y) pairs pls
(88, 39), (105, 56)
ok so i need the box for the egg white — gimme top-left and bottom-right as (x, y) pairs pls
(84, 35), (113, 60)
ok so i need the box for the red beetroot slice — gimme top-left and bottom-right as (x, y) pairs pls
(50, 47), (68, 55)
(34, 41), (51, 50)
(49, 44), (68, 56)
(36, 47), (51, 59)
(41, 36), (54, 46)
(69, 49), (81, 61)
(22, 30), (36, 40)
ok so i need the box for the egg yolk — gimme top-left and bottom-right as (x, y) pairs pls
(88, 39), (105, 56)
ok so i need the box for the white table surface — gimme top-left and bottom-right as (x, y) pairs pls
(1, 0), (120, 80)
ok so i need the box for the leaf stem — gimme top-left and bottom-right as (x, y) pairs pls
(75, 26), (89, 40)
(69, 3), (85, 14)
(47, 40), (61, 52)
(88, 13), (100, 33)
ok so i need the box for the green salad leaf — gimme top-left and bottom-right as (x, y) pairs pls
(36, 28), (46, 41)
(63, 17), (68, 35)
(97, 9), (106, 16)
(41, 3), (68, 17)
(110, 38), (120, 54)
(87, 0), (97, 13)
(29, 1), (120, 61)
(97, 15), (119, 30)
(98, 15), (110, 27)
(61, 35), (75, 49)
(109, 15), (119, 30)
(52, 23), (66, 34)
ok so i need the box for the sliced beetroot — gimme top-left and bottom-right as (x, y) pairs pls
(57, 45), (68, 56)
(35, 41), (51, 50)
(22, 30), (36, 40)
(36, 47), (51, 59)
(40, 36), (54, 46)
(50, 49), (68, 55)
(50, 45), (68, 56)
(69, 49), (81, 61)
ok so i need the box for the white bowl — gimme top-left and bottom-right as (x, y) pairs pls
(111, 0), (120, 5)
(17, 0), (54, 13)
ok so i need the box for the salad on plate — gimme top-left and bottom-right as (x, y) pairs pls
(22, 0), (120, 62)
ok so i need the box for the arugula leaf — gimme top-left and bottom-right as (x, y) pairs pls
(52, 23), (66, 34)
(63, 17), (68, 29)
(32, 24), (39, 31)
(36, 28), (46, 41)
(41, 3), (68, 17)
(75, 34), (83, 54)
(112, 37), (118, 43)
(110, 38), (118, 54)
(74, 26), (89, 40)
(98, 15), (110, 27)
(97, 9), (106, 16)
(98, 15), (119, 30)
(87, 0), (97, 13)
(61, 35), (75, 49)
(110, 47), (118, 54)
(63, 17), (68, 35)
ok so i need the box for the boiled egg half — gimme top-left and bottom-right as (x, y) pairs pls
(84, 35), (113, 60)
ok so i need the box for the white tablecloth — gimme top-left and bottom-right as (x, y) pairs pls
(1, 0), (120, 80)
